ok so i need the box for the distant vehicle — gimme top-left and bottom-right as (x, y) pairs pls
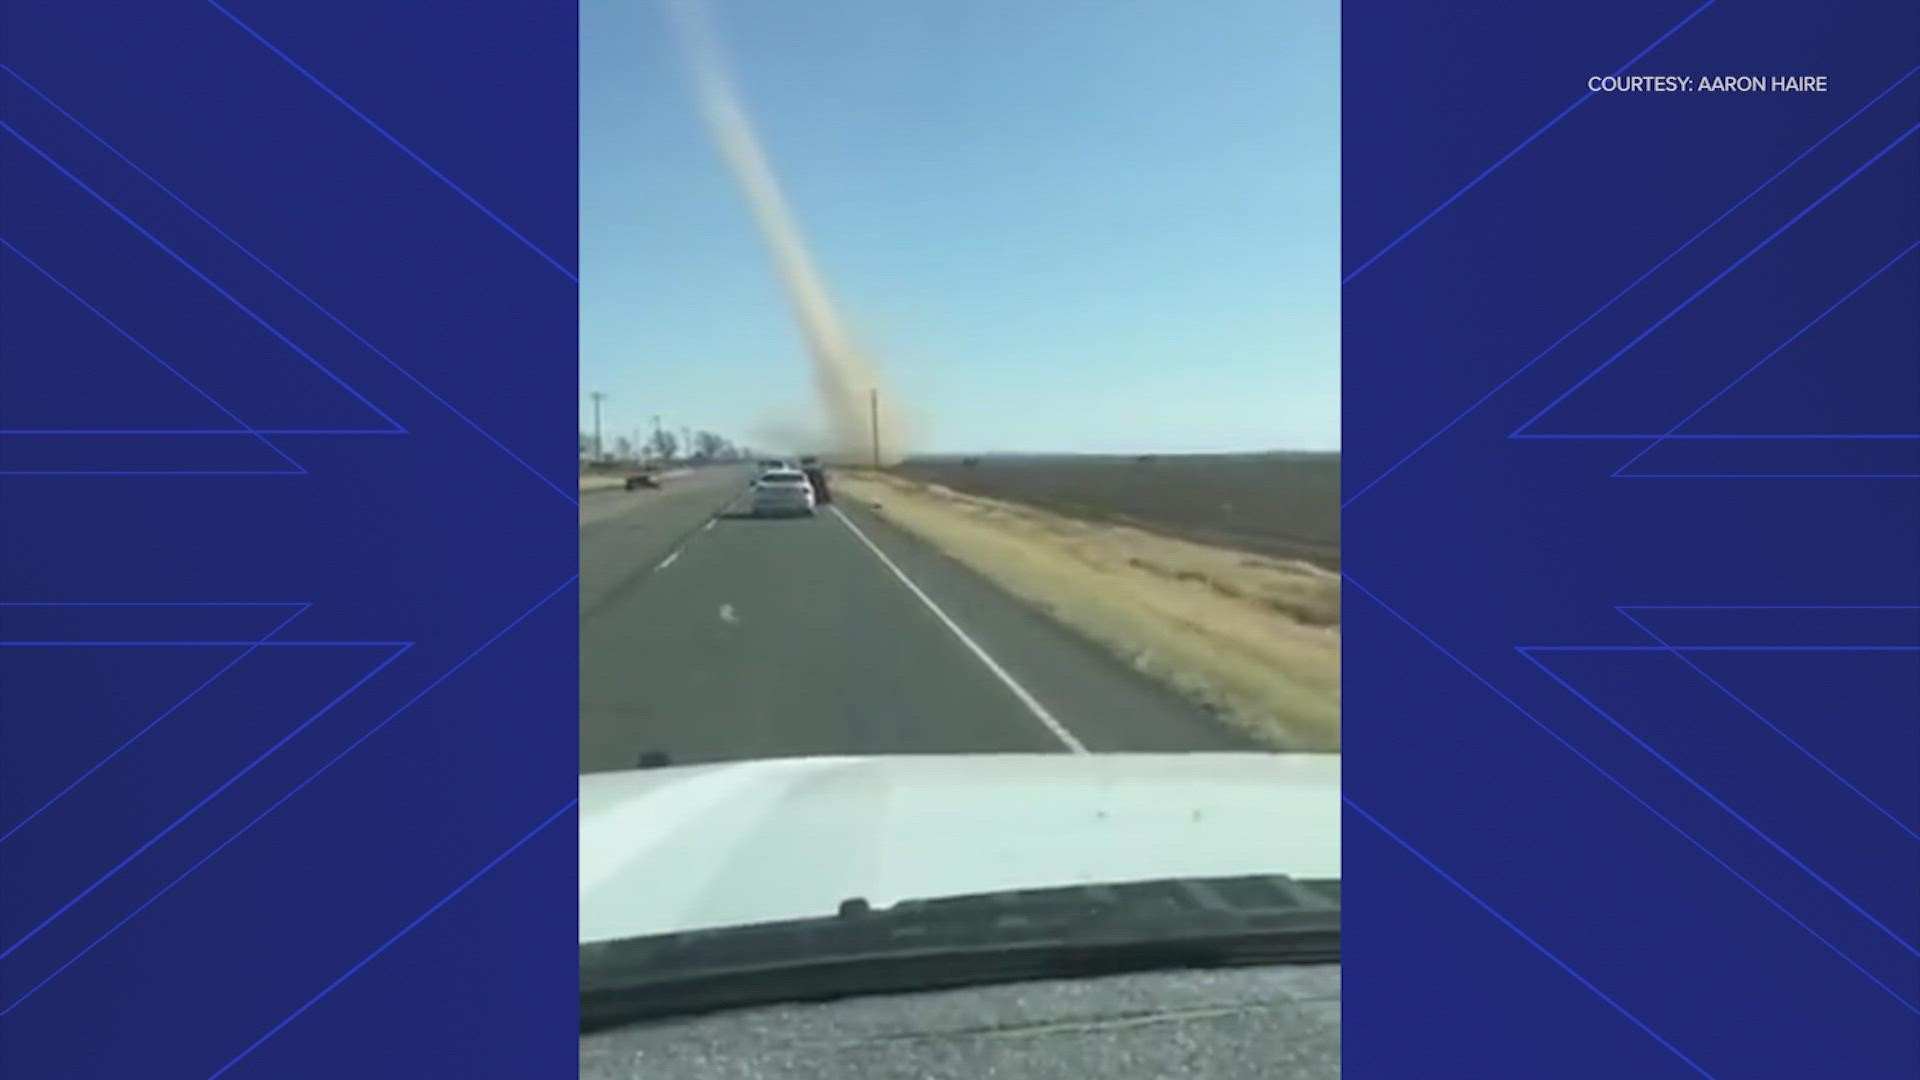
(755, 458), (793, 475)
(750, 469), (816, 516)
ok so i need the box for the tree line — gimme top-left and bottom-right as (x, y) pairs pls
(579, 429), (745, 463)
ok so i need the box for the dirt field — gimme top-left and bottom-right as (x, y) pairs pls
(837, 470), (1340, 750)
(893, 452), (1340, 571)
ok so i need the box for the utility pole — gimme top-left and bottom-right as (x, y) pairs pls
(589, 391), (608, 460)
(652, 414), (663, 457)
(870, 388), (880, 469)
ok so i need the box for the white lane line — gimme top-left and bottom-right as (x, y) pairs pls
(719, 603), (737, 624)
(655, 486), (747, 572)
(829, 505), (1088, 754)
(712, 486), (750, 522)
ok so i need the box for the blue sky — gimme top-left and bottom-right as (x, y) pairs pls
(582, 0), (1338, 455)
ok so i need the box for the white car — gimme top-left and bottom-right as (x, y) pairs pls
(579, 752), (1338, 943)
(750, 469), (815, 516)
(579, 753), (1341, 1078)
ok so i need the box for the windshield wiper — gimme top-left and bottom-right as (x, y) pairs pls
(580, 874), (1337, 1031)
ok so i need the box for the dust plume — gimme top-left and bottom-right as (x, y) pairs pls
(744, 406), (824, 458)
(666, 0), (911, 463)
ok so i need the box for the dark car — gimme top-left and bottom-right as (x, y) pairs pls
(799, 459), (831, 504)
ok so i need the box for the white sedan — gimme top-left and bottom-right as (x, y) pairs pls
(750, 469), (816, 516)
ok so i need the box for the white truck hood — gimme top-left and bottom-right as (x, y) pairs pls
(579, 752), (1339, 944)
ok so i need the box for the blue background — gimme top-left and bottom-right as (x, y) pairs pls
(1, 1), (576, 1075)
(1346, 1), (1919, 1077)
(5, 1), (1917, 1076)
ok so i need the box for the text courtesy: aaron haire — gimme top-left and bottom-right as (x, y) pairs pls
(1588, 74), (1829, 93)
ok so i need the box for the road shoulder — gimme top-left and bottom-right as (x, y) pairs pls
(828, 495), (1265, 754)
(834, 472), (1340, 751)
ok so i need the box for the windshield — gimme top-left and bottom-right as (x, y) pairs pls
(578, 0), (1339, 1049)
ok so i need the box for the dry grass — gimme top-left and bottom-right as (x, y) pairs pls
(836, 471), (1340, 750)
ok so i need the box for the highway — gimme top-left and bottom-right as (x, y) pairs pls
(580, 465), (1256, 773)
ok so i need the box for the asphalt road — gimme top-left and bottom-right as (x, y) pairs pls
(580, 465), (1256, 773)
